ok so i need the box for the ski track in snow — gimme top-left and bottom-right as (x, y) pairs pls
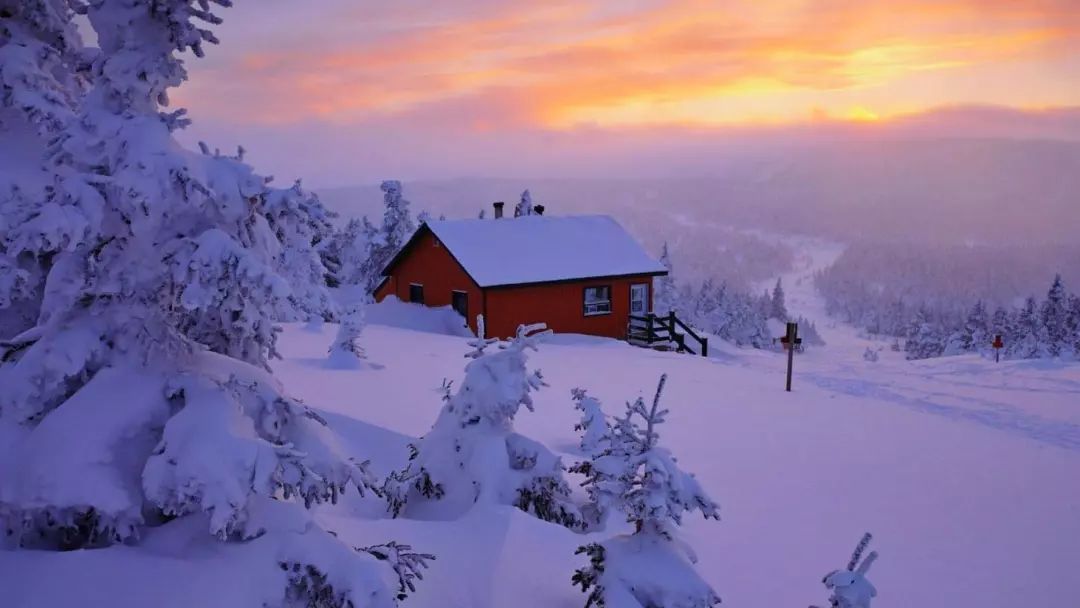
(757, 232), (1080, 451)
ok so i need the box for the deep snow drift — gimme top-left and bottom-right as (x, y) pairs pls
(2, 310), (1077, 607)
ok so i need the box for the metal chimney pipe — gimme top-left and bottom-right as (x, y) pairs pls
(493, 201), (504, 219)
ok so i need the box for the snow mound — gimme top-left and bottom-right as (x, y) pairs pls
(366, 296), (472, 337)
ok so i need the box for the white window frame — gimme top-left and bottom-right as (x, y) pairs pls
(583, 285), (612, 316)
(630, 283), (649, 315)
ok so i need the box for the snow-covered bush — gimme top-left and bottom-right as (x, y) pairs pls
(384, 323), (583, 529)
(326, 302), (366, 369)
(572, 388), (609, 455)
(813, 533), (879, 608)
(571, 374), (721, 607)
(0, 2), (422, 604)
(862, 347), (879, 363)
(514, 188), (535, 217)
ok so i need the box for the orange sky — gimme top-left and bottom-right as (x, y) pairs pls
(181, 0), (1079, 130)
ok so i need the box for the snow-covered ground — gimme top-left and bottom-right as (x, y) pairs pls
(4, 302), (1079, 607)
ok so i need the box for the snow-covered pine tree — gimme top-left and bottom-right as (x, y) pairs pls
(358, 180), (416, 294)
(1067, 293), (1080, 358)
(904, 307), (945, 360)
(990, 305), (1015, 349)
(0, 0), (86, 339)
(654, 242), (678, 315)
(572, 388), (609, 455)
(328, 216), (377, 289)
(514, 188), (535, 217)
(813, 533), (879, 608)
(770, 277), (788, 320)
(1008, 296), (1047, 359)
(259, 178), (338, 322)
(1041, 274), (1070, 357)
(0, 4), (420, 605)
(383, 324), (582, 528)
(327, 302), (366, 369)
(944, 299), (989, 356)
(571, 374), (720, 607)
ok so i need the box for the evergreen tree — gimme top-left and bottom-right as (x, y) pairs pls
(905, 307), (945, 360)
(514, 188), (534, 217)
(383, 324), (582, 529)
(358, 180), (416, 294)
(327, 302), (366, 369)
(0, 0), (86, 339)
(1041, 274), (1070, 357)
(572, 375), (720, 607)
(944, 300), (989, 355)
(770, 277), (788, 320)
(0, 3), (420, 604)
(1008, 297), (1046, 359)
(572, 388), (608, 456)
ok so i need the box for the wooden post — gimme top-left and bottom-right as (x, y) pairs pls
(646, 314), (654, 344)
(784, 321), (799, 392)
(701, 336), (708, 357)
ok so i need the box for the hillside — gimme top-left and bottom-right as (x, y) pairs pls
(3, 308), (1078, 607)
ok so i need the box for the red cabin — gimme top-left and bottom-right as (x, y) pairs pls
(374, 212), (667, 339)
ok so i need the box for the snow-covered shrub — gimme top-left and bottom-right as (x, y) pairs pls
(813, 533), (879, 608)
(572, 388), (609, 455)
(514, 188), (535, 217)
(384, 324), (583, 529)
(571, 374), (721, 607)
(326, 302), (366, 369)
(862, 347), (879, 363)
(0, 2), (423, 604)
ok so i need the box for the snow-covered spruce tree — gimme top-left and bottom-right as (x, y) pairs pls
(572, 388), (609, 456)
(0, 0), (87, 339)
(904, 307), (945, 360)
(514, 188), (534, 217)
(1008, 296), (1047, 360)
(383, 323), (583, 528)
(259, 177), (338, 322)
(571, 374), (721, 607)
(0, 3), (420, 605)
(944, 299), (989, 356)
(1041, 274), (1070, 357)
(359, 179), (416, 294)
(326, 302), (366, 369)
(654, 242), (678, 315)
(770, 277), (788, 321)
(812, 533), (879, 608)
(329, 215), (377, 288)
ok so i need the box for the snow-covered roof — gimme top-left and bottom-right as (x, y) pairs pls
(396, 215), (667, 288)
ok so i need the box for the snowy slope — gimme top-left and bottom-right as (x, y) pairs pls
(3, 315), (1077, 607)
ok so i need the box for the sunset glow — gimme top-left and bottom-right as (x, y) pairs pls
(182, 0), (1080, 131)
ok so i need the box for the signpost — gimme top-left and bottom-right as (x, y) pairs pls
(780, 321), (802, 392)
(992, 334), (1004, 363)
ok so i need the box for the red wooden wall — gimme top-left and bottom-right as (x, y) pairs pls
(374, 230), (483, 334)
(484, 275), (655, 339)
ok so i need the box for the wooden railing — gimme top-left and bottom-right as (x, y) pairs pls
(627, 311), (708, 357)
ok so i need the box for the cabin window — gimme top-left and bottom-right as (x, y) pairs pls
(583, 285), (612, 316)
(409, 283), (425, 304)
(451, 290), (468, 319)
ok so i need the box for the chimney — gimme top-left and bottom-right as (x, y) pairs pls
(493, 201), (504, 219)
(533, 204), (545, 216)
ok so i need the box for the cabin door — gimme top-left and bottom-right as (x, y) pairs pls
(630, 283), (649, 315)
(451, 290), (469, 319)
